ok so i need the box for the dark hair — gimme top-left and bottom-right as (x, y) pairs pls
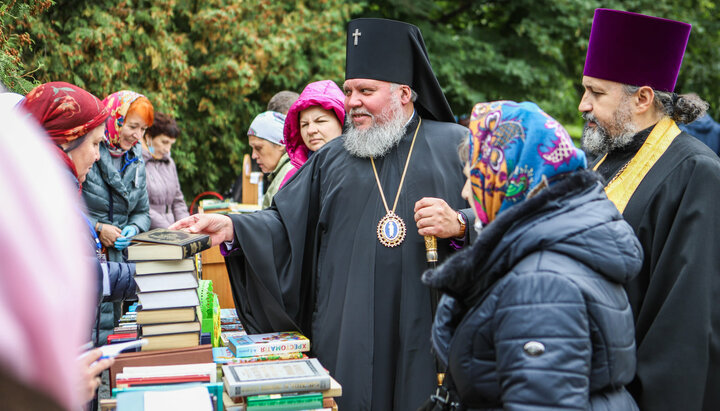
(623, 85), (708, 124)
(146, 112), (180, 139)
(267, 91), (300, 115)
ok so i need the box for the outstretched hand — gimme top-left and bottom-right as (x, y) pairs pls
(414, 197), (463, 239)
(169, 214), (235, 246)
(77, 348), (113, 402)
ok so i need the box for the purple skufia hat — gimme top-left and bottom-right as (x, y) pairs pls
(583, 9), (691, 92)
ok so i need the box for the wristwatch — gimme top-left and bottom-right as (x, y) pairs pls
(456, 212), (466, 238)
(96, 222), (103, 234)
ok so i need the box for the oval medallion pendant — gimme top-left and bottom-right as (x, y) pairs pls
(377, 212), (406, 247)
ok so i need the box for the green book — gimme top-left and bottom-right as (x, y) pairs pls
(246, 391), (323, 410)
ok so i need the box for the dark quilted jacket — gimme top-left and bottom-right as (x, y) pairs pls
(82, 142), (150, 262)
(423, 170), (642, 410)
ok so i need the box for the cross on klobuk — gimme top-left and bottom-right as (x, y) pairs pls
(352, 28), (362, 46)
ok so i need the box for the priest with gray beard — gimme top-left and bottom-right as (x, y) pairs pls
(578, 9), (720, 410)
(171, 18), (473, 410)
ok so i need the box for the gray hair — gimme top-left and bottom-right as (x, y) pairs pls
(458, 138), (469, 164)
(267, 90), (300, 115)
(622, 85), (708, 124)
(389, 83), (418, 102)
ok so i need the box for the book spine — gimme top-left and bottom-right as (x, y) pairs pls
(182, 236), (212, 258)
(228, 376), (330, 397)
(246, 394), (323, 410)
(230, 339), (310, 357)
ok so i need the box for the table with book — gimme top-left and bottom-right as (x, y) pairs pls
(100, 228), (342, 411)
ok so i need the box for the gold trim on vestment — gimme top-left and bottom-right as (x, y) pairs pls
(592, 116), (681, 213)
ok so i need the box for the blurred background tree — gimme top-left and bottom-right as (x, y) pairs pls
(2, 0), (718, 200)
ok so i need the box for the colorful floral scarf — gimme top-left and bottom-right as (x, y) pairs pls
(103, 90), (145, 156)
(468, 101), (586, 224)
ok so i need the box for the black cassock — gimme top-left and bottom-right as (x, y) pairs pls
(224, 115), (469, 410)
(594, 129), (720, 411)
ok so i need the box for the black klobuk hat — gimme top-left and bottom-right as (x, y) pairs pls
(345, 18), (454, 123)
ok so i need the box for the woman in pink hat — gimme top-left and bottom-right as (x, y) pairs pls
(279, 80), (345, 187)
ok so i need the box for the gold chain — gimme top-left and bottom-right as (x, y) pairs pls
(370, 118), (422, 214)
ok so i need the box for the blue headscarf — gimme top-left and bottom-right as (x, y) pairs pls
(468, 101), (587, 224)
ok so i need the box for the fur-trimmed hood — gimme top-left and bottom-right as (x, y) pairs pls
(422, 169), (642, 307)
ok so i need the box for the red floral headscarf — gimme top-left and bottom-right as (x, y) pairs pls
(21, 82), (108, 146)
(20, 82), (108, 185)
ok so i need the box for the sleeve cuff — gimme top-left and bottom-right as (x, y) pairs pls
(220, 239), (238, 256)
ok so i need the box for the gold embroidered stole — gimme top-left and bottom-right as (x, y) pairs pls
(592, 116), (681, 213)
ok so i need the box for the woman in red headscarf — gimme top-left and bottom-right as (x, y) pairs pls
(21, 82), (138, 403)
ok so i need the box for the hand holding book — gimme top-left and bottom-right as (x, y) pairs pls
(169, 214), (235, 247)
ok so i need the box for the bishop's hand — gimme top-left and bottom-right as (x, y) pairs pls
(414, 197), (464, 239)
(169, 214), (235, 246)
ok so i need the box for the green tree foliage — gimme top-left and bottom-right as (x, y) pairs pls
(11, 0), (355, 199)
(0, 0), (51, 93)
(357, 0), (720, 126)
(2, 1), (718, 198)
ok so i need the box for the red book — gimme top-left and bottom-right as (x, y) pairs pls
(115, 374), (210, 388)
(107, 333), (138, 344)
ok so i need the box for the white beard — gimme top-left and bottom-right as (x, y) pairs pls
(343, 95), (408, 158)
(581, 97), (638, 156)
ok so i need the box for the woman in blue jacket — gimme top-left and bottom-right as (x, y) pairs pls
(422, 101), (642, 410)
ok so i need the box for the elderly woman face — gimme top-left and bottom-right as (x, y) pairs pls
(66, 123), (106, 183)
(299, 106), (343, 152)
(118, 112), (149, 151)
(149, 134), (177, 157)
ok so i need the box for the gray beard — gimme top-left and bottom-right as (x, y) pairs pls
(581, 99), (638, 156)
(343, 97), (408, 158)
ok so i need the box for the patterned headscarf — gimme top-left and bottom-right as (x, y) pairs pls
(20, 82), (108, 185)
(103, 90), (146, 156)
(468, 101), (586, 224)
(21, 82), (107, 146)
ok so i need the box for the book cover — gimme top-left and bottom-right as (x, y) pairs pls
(135, 258), (195, 275)
(212, 347), (305, 364)
(141, 331), (200, 351)
(140, 321), (201, 336)
(246, 391), (323, 410)
(110, 344), (213, 388)
(134, 271), (198, 293)
(136, 306), (197, 324)
(222, 358), (330, 397)
(226, 331), (309, 358)
(220, 331), (248, 347)
(128, 228), (211, 261)
(228, 375), (342, 402)
(220, 308), (240, 324)
(137, 288), (200, 310)
(221, 323), (244, 332)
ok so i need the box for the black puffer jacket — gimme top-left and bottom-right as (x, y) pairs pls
(423, 170), (642, 410)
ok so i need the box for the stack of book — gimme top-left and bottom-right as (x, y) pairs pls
(113, 362), (222, 411)
(106, 304), (140, 344)
(222, 358), (341, 410)
(128, 228), (212, 351)
(211, 331), (341, 410)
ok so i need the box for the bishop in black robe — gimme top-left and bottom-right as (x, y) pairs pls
(223, 113), (469, 409)
(593, 127), (720, 410)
